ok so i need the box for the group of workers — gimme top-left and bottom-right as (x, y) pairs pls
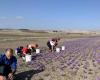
(0, 37), (60, 80)
(15, 43), (38, 57)
(15, 37), (60, 57)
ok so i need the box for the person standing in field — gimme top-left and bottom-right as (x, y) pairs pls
(0, 48), (17, 80)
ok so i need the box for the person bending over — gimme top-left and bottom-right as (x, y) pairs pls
(47, 39), (55, 52)
(28, 43), (38, 53)
(54, 37), (60, 48)
(0, 48), (17, 80)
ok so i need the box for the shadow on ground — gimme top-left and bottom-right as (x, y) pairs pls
(15, 69), (44, 80)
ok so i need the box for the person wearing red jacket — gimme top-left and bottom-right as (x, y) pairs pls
(22, 47), (28, 56)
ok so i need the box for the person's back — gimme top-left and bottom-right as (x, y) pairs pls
(28, 44), (38, 49)
(28, 43), (38, 53)
(22, 47), (28, 55)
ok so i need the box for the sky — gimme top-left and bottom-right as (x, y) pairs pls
(0, 0), (100, 30)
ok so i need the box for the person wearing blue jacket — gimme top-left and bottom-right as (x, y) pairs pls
(0, 48), (17, 80)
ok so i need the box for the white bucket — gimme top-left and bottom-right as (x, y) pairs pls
(56, 48), (60, 53)
(61, 46), (65, 50)
(25, 54), (32, 62)
(36, 49), (40, 54)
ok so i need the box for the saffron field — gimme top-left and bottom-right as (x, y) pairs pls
(17, 36), (100, 80)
